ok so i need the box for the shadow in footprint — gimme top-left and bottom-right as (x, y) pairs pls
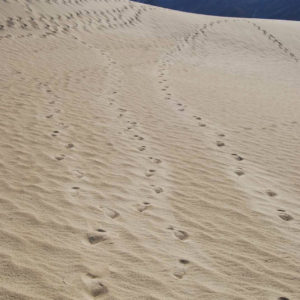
(87, 232), (108, 244)
(266, 190), (277, 197)
(66, 143), (74, 149)
(234, 169), (245, 176)
(154, 187), (163, 194)
(137, 202), (151, 212)
(216, 141), (225, 147)
(278, 212), (293, 221)
(174, 230), (188, 241)
(149, 157), (162, 164)
(173, 268), (185, 279)
(179, 259), (189, 265)
(145, 170), (156, 177)
(55, 155), (65, 161)
(232, 154), (244, 161)
(83, 273), (108, 297)
(105, 208), (119, 219)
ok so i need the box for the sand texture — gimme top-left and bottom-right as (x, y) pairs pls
(0, 1), (300, 299)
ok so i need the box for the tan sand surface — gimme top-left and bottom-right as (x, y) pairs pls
(0, 1), (300, 299)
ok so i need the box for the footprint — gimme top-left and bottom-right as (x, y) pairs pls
(278, 213), (293, 221)
(173, 268), (185, 279)
(266, 190), (277, 197)
(199, 123), (206, 127)
(138, 146), (146, 151)
(105, 208), (119, 219)
(134, 135), (144, 141)
(73, 170), (84, 178)
(83, 273), (108, 297)
(137, 202), (151, 212)
(234, 169), (245, 176)
(66, 143), (74, 149)
(55, 155), (65, 161)
(46, 114), (53, 118)
(149, 157), (162, 164)
(278, 297), (290, 300)
(145, 169), (156, 177)
(87, 232), (108, 244)
(179, 259), (189, 265)
(216, 141), (225, 147)
(174, 230), (188, 241)
(154, 187), (163, 194)
(232, 154), (244, 161)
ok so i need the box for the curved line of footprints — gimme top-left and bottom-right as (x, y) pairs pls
(38, 37), (189, 296)
(191, 19), (298, 62)
(0, 1), (150, 40)
(155, 17), (295, 232)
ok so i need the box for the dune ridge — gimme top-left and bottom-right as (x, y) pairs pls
(0, 0), (300, 299)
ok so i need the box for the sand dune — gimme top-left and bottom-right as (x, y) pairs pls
(0, 0), (300, 299)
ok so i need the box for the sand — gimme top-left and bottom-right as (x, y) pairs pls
(0, 1), (300, 299)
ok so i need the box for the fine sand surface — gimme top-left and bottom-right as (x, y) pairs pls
(0, 1), (300, 299)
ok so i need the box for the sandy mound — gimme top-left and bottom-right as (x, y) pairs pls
(0, 0), (299, 299)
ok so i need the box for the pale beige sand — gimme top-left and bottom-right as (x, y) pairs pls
(0, 1), (300, 299)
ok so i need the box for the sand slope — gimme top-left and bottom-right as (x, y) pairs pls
(0, 1), (300, 299)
